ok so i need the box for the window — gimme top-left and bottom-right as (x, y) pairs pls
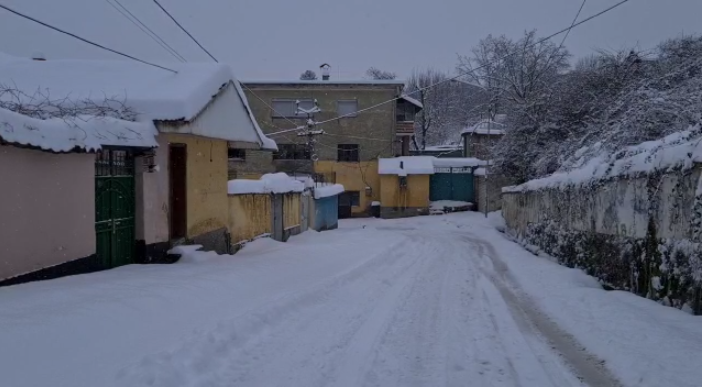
(271, 99), (315, 118)
(228, 148), (246, 160)
(396, 101), (416, 122)
(337, 144), (359, 162)
(337, 100), (358, 117)
(274, 144), (310, 160)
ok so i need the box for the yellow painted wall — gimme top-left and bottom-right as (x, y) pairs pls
(283, 193), (301, 230)
(164, 133), (229, 238)
(380, 174), (430, 209)
(314, 160), (380, 214)
(228, 194), (271, 243)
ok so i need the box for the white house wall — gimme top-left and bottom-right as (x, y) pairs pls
(158, 83), (262, 144)
(135, 134), (170, 245)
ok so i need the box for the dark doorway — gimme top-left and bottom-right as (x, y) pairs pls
(169, 144), (187, 240)
(338, 191), (358, 219)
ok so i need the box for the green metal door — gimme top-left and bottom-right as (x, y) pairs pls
(429, 167), (475, 202)
(95, 149), (136, 268)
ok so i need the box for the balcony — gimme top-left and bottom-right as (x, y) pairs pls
(396, 121), (415, 136)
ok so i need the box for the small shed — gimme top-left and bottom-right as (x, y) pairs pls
(227, 173), (304, 247)
(312, 184), (344, 231)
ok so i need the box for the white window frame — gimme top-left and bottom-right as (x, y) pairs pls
(337, 99), (359, 118)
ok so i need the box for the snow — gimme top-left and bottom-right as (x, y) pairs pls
(0, 213), (699, 387)
(0, 58), (233, 122)
(432, 157), (488, 168)
(228, 172), (304, 194)
(314, 184), (344, 199)
(0, 56), (276, 150)
(460, 119), (506, 135)
(242, 79), (406, 86)
(474, 167), (487, 176)
(399, 94), (423, 109)
(430, 200), (473, 210)
(0, 106), (157, 152)
(422, 144), (462, 151)
(378, 156), (435, 175)
(379, 156), (489, 175)
(504, 128), (702, 192)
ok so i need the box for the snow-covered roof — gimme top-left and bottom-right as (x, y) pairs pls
(379, 156), (435, 175)
(400, 95), (423, 109)
(433, 158), (488, 168)
(228, 173), (305, 195)
(378, 156), (489, 175)
(422, 144), (463, 152)
(460, 120), (506, 136)
(0, 56), (276, 150)
(503, 128), (702, 193)
(314, 184), (344, 199)
(242, 79), (405, 86)
(0, 107), (157, 152)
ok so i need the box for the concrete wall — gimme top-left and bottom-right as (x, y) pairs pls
(502, 166), (702, 313)
(228, 194), (272, 244)
(228, 148), (275, 180)
(243, 83), (400, 161)
(163, 133), (229, 242)
(135, 134), (170, 246)
(474, 174), (514, 213)
(0, 145), (95, 280)
(315, 160), (380, 215)
(379, 174), (430, 218)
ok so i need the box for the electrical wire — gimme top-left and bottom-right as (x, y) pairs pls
(0, 3), (177, 73)
(151, 0), (219, 62)
(106, 0), (187, 62)
(279, 0), (630, 131)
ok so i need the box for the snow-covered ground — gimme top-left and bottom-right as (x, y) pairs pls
(0, 213), (699, 387)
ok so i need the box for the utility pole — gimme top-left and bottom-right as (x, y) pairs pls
(484, 109), (490, 218)
(295, 99), (324, 163)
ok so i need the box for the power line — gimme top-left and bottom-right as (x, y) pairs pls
(0, 3), (177, 73)
(151, 0), (218, 62)
(284, 0), (630, 130)
(106, 0), (187, 62)
(559, 0), (588, 49)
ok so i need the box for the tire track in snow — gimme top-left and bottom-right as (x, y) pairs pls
(466, 233), (623, 387)
(118, 235), (423, 387)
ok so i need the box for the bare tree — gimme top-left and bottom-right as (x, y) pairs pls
(405, 68), (484, 151)
(299, 70), (318, 80)
(366, 67), (396, 80)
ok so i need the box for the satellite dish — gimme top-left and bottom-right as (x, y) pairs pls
(311, 154), (319, 162)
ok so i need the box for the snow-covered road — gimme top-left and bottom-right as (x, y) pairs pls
(0, 213), (699, 387)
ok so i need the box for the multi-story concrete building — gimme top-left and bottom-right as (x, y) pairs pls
(242, 79), (422, 217)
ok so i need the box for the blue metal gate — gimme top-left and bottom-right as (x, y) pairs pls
(429, 167), (474, 202)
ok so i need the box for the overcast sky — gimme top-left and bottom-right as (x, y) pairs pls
(0, 0), (700, 80)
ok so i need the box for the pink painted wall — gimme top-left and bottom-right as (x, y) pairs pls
(0, 145), (95, 280)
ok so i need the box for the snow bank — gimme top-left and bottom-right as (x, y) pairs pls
(504, 129), (702, 192)
(0, 107), (157, 152)
(314, 184), (344, 199)
(378, 156), (489, 175)
(462, 213), (702, 387)
(228, 173), (304, 194)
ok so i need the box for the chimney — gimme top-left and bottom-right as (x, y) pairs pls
(320, 63), (331, 81)
(31, 52), (46, 61)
